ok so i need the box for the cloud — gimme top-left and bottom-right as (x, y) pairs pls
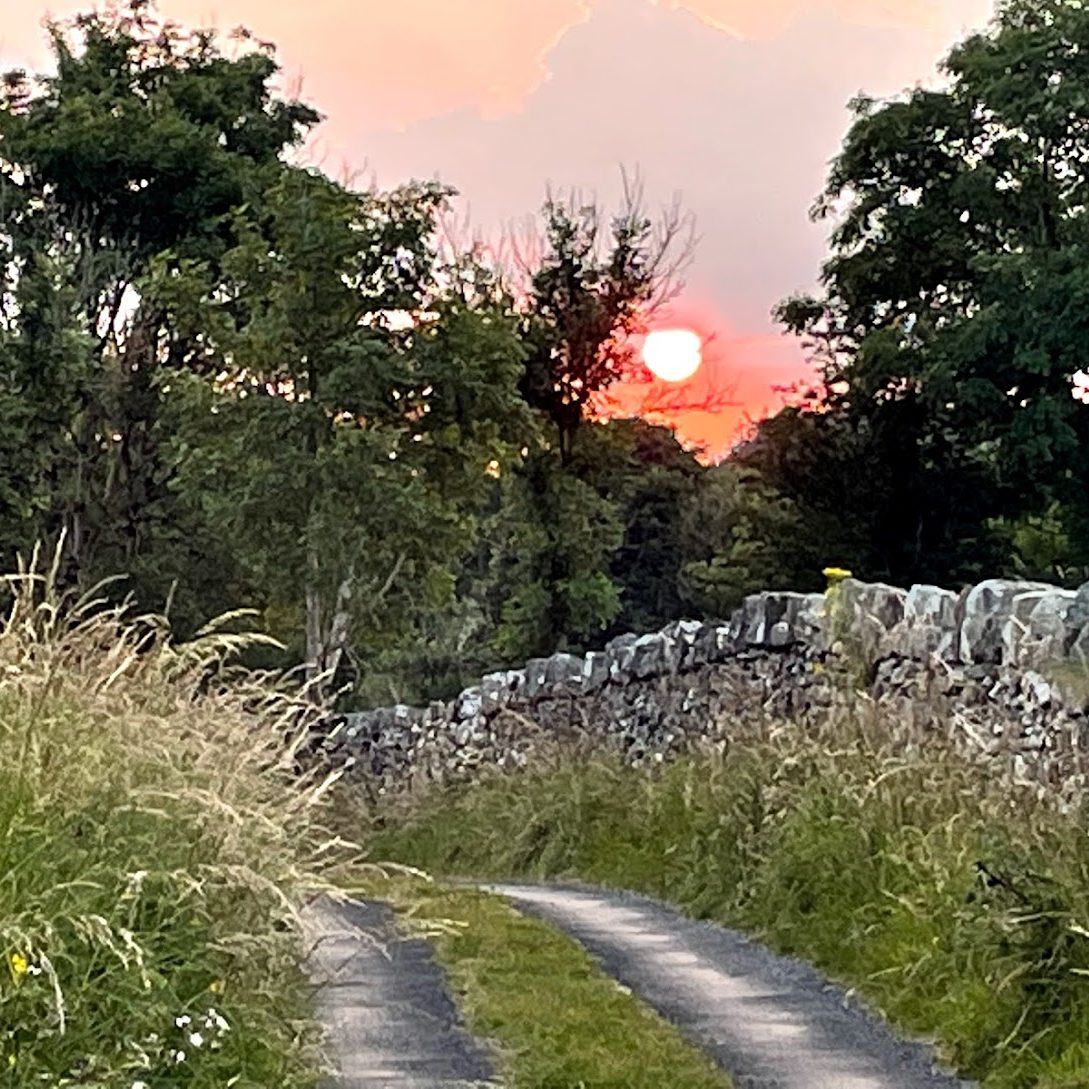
(4, 0), (992, 133)
(668, 0), (943, 38)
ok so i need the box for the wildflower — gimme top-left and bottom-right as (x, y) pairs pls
(132, 1082), (148, 1089)
(8, 952), (28, 982)
(188, 1031), (205, 1049)
(208, 978), (226, 994)
(204, 1008), (230, 1034)
(121, 871), (149, 901)
(174, 1015), (192, 1028)
(7, 1054), (16, 1069)
(822, 566), (853, 583)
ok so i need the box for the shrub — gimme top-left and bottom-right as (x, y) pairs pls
(0, 559), (343, 1088)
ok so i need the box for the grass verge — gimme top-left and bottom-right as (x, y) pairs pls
(357, 874), (733, 1089)
(0, 565), (344, 1088)
(364, 716), (1089, 1089)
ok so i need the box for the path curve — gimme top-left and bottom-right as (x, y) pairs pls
(487, 883), (974, 1089)
(303, 896), (496, 1088)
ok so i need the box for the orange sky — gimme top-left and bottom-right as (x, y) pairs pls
(2, 0), (996, 458)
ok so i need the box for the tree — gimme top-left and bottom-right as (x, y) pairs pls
(484, 444), (624, 660)
(515, 175), (694, 463)
(677, 460), (816, 617)
(155, 167), (528, 696)
(570, 419), (704, 635)
(0, 2), (320, 609)
(776, 0), (1089, 583)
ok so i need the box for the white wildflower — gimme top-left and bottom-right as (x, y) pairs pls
(188, 1031), (205, 1049)
(204, 1008), (230, 1034)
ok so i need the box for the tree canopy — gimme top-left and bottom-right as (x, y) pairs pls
(770, 0), (1089, 585)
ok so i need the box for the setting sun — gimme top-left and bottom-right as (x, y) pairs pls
(642, 329), (703, 382)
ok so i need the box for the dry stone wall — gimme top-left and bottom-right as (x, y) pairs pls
(315, 578), (1089, 800)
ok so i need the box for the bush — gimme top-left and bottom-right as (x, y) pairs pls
(0, 561), (342, 1088)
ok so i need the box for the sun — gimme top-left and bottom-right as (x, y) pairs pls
(642, 329), (703, 383)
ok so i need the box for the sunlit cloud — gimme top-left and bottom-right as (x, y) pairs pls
(667, 0), (945, 38)
(2, 0), (990, 132)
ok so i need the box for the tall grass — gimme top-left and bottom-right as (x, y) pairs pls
(0, 559), (345, 1088)
(367, 707), (1089, 1088)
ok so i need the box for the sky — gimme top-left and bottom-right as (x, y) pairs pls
(2, 0), (997, 457)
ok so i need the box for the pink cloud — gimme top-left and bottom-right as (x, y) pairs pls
(3, 1), (991, 134)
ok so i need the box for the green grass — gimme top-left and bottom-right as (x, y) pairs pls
(0, 566), (344, 1087)
(359, 875), (732, 1089)
(363, 716), (1089, 1089)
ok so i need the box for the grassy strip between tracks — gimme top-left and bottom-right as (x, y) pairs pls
(355, 874), (733, 1089)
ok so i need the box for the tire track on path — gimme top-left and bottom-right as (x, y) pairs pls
(304, 897), (497, 1088)
(488, 883), (974, 1089)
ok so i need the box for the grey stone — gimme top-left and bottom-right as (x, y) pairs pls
(480, 672), (515, 713)
(732, 592), (820, 648)
(630, 633), (676, 679)
(887, 584), (959, 661)
(838, 579), (907, 631)
(454, 687), (483, 720)
(524, 658), (551, 699)
(1011, 590), (1079, 670)
(582, 651), (609, 691)
(313, 575), (1089, 800)
(959, 579), (1056, 664)
(545, 652), (585, 690)
(605, 633), (639, 680)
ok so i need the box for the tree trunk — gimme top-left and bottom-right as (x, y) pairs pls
(304, 556), (354, 704)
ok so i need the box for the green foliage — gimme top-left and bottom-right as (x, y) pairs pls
(488, 447), (624, 659)
(768, 0), (1089, 585)
(0, 1), (321, 618)
(369, 715), (1089, 1088)
(678, 462), (815, 616)
(152, 165), (529, 689)
(0, 567), (342, 1088)
(518, 181), (687, 461)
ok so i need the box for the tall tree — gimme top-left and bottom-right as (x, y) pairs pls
(155, 168), (528, 696)
(516, 176), (693, 463)
(0, 2), (318, 601)
(776, 0), (1089, 583)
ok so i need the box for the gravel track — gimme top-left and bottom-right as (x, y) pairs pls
(488, 882), (975, 1089)
(303, 897), (496, 1088)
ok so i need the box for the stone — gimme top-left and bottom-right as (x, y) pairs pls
(887, 584), (959, 661)
(582, 651), (609, 691)
(1021, 670), (1054, 709)
(837, 579), (907, 631)
(834, 580), (907, 668)
(524, 658), (551, 699)
(794, 594), (828, 648)
(732, 592), (822, 648)
(480, 672), (517, 713)
(631, 632), (681, 679)
(959, 579), (1056, 664)
(454, 687), (483, 720)
(605, 633), (638, 681)
(310, 575), (1089, 800)
(545, 653), (585, 690)
(1010, 590), (1079, 670)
